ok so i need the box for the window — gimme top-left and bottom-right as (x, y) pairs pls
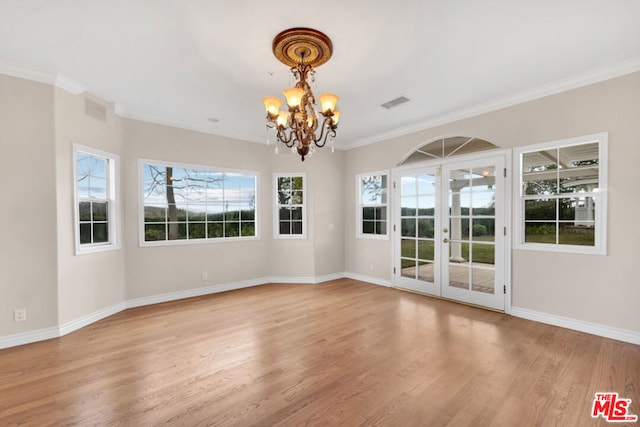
(141, 161), (257, 244)
(74, 145), (119, 254)
(274, 174), (306, 238)
(514, 133), (607, 254)
(357, 172), (388, 239)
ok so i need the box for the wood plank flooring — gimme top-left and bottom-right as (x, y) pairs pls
(0, 279), (638, 426)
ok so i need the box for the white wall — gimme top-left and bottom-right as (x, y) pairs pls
(54, 89), (126, 325)
(0, 74), (58, 336)
(344, 71), (640, 334)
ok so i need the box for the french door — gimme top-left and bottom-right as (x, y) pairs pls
(393, 155), (507, 311)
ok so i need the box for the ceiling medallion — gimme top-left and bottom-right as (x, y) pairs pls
(262, 28), (340, 161)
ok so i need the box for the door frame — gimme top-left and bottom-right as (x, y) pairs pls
(391, 148), (513, 314)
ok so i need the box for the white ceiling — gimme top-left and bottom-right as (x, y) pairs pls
(1, 1), (639, 149)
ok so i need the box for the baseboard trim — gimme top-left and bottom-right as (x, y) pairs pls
(511, 306), (640, 345)
(127, 278), (267, 309)
(267, 272), (346, 285)
(344, 272), (392, 287)
(0, 326), (60, 350)
(58, 302), (127, 337)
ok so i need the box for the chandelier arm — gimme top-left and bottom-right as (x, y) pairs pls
(277, 127), (295, 147)
(311, 117), (330, 145)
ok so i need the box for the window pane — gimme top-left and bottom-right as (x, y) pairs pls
(361, 175), (384, 204)
(524, 199), (556, 220)
(241, 222), (255, 237)
(363, 207), (374, 220)
(291, 176), (303, 190)
(225, 222), (240, 237)
(93, 223), (108, 243)
(241, 209), (255, 221)
(79, 201), (91, 221)
(188, 223), (206, 239)
(375, 221), (386, 235)
(291, 221), (303, 235)
(207, 222), (224, 238)
(90, 176), (107, 199)
(376, 207), (387, 221)
(290, 207), (303, 220)
(363, 221), (374, 234)
(279, 222), (291, 235)
(92, 202), (107, 221)
(523, 150), (557, 173)
(145, 224), (166, 241)
(524, 222), (556, 243)
(279, 207), (291, 221)
(144, 205), (166, 222)
(80, 223), (91, 244)
(559, 197), (595, 222)
(291, 190), (303, 205)
(558, 225), (595, 246)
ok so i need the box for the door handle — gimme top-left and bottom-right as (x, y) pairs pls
(443, 227), (448, 233)
(443, 238), (449, 243)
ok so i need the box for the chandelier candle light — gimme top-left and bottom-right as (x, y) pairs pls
(263, 28), (341, 161)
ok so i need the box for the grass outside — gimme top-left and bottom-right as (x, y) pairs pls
(401, 235), (495, 267)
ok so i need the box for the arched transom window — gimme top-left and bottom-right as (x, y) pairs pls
(399, 136), (498, 166)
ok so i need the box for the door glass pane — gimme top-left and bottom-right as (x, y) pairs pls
(401, 239), (416, 258)
(417, 219), (434, 238)
(417, 174), (436, 195)
(449, 265), (469, 290)
(472, 218), (495, 241)
(471, 267), (495, 294)
(401, 218), (416, 237)
(417, 240), (434, 261)
(401, 259), (416, 279)
(471, 242), (494, 265)
(417, 260), (435, 282)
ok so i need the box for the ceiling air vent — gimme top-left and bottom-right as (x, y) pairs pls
(380, 96), (410, 110)
(85, 97), (107, 122)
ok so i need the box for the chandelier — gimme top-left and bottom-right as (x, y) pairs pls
(262, 28), (341, 161)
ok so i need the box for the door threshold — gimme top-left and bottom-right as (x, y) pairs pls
(394, 286), (504, 313)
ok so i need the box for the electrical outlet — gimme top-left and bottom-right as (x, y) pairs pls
(14, 308), (27, 322)
(202, 271), (208, 281)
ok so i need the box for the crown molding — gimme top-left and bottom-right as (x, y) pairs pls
(341, 56), (640, 150)
(54, 73), (85, 94)
(0, 59), (55, 85)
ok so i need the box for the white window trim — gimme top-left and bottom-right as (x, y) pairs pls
(273, 173), (307, 240)
(138, 159), (260, 247)
(513, 132), (608, 255)
(356, 170), (390, 240)
(73, 144), (121, 255)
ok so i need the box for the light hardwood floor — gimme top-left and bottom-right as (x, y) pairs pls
(1, 279), (638, 426)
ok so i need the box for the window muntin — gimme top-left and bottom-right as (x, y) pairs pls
(74, 145), (119, 254)
(142, 162), (257, 244)
(357, 172), (389, 238)
(515, 133), (607, 254)
(274, 174), (306, 238)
